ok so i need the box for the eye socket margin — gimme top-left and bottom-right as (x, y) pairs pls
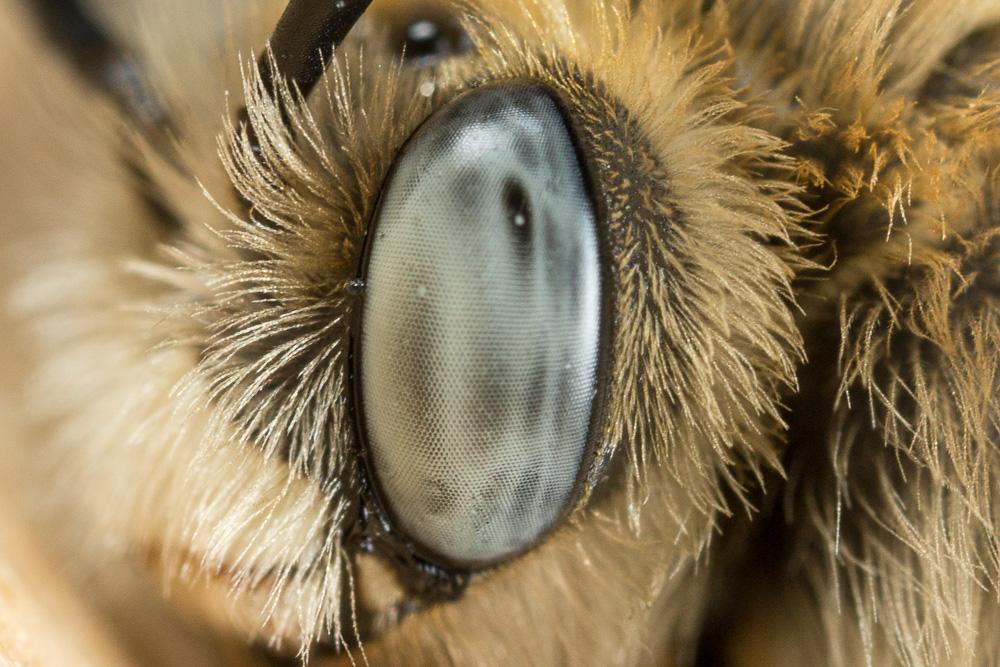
(344, 79), (617, 583)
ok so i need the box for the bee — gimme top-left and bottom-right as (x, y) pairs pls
(0, 0), (996, 665)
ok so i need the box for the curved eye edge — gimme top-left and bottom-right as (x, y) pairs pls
(346, 80), (616, 575)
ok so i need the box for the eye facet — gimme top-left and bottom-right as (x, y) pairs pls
(357, 84), (603, 567)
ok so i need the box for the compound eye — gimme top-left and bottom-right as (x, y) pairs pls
(357, 84), (603, 567)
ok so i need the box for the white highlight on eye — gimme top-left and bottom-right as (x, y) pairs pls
(358, 84), (602, 565)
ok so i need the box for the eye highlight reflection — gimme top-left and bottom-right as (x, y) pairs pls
(356, 84), (603, 567)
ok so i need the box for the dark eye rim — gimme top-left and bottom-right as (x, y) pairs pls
(344, 78), (618, 576)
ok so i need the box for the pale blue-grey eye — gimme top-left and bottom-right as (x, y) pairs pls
(357, 84), (602, 566)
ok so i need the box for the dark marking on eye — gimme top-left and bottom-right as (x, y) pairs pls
(503, 178), (533, 238)
(471, 474), (509, 534)
(543, 211), (562, 267)
(510, 471), (543, 518)
(511, 134), (542, 171)
(426, 479), (457, 517)
(451, 169), (487, 207)
(545, 211), (585, 312)
(522, 355), (551, 433)
(393, 268), (440, 445)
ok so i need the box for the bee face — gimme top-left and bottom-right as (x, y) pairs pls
(0, 1), (998, 666)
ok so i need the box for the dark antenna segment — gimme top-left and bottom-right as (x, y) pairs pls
(29, 0), (171, 133)
(259, 0), (374, 102)
(242, 0), (373, 156)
